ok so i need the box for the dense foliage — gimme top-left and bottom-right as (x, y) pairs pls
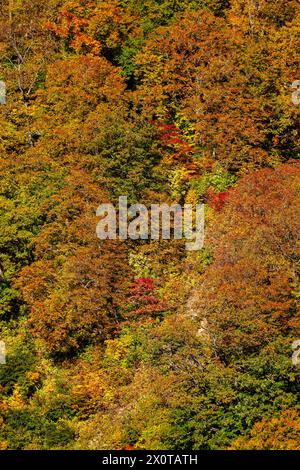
(0, 0), (299, 449)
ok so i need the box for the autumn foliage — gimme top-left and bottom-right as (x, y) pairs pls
(0, 0), (299, 451)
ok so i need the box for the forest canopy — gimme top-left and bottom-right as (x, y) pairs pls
(0, 0), (299, 450)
